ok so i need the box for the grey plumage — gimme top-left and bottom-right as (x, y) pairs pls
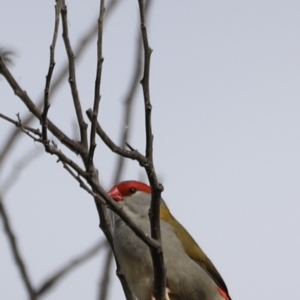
(113, 191), (226, 300)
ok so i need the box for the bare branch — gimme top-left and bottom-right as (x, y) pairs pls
(0, 113), (42, 138)
(88, 0), (105, 171)
(1, 114), (87, 182)
(15, 114), (43, 143)
(61, 1), (88, 154)
(41, 0), (63, 142)
(36, 240), (106, 296)
(1, 83), (138, 300)
(0, 0), (120, 167)
(0, 196), (37, 299)
(86, 109), (148, 166)
(85, 3), (133, 298)
(1, 2), (163, 299)
(50, 142), (88, 176)
(137, 1), (166, 299)
(61, 161), (160, 250)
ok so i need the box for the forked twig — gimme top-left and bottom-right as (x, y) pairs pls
(0, 0), (120, 167)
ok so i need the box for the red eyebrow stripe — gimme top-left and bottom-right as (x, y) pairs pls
(113, 181), (151, 196)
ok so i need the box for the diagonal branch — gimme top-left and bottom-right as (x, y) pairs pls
(61, 161), (160, 250)
(0, 196), (37, 299)
(36, 240), (106, 296)
(1, 112), (160, 260)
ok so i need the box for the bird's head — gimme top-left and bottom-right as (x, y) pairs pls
(108, 180), (153, 218)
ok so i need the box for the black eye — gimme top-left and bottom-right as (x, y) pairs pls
(129, 187), (136, 194)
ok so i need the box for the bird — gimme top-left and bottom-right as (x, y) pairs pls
(108, 180), (231, 300)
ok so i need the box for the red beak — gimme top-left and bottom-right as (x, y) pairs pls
(108, 186), (123, 201)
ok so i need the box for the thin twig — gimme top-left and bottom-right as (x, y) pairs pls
(137, 1), (166, 299)
(41, 0), (63, 143)
(88, 2), (166, 296)
(0, 113), (42, 137)
(61, 1), (88, 156)
(88, 0), (105, 171)
(49, 141), (87, 177)
(15, 114), (42, 143)
(91, 9), (145, 292)
(0, 113), (86, 179)
(84, 13), (115, 286)
(86, 109), (148, 166)
(0, 196), (37, 299)
(36, 240), (106, 296)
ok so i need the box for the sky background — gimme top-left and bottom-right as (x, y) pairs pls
(1, 1), (300, 299)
